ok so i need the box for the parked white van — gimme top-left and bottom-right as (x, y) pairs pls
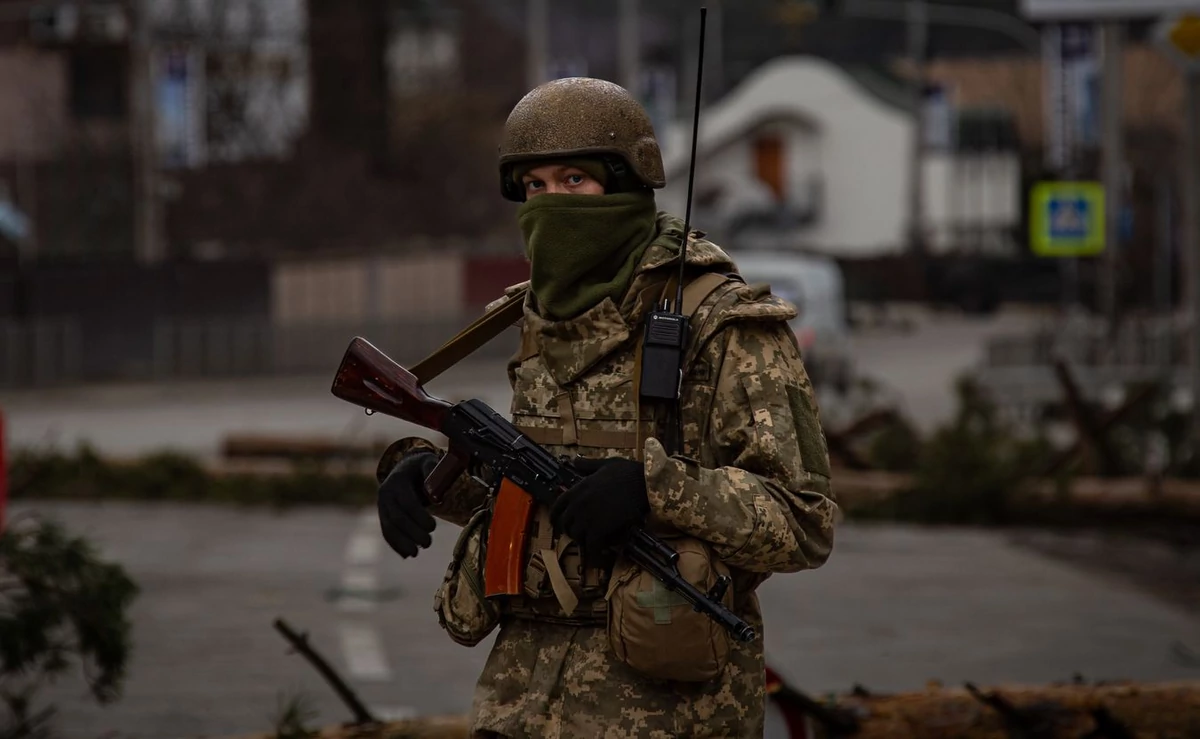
(730, 250), (853, 391)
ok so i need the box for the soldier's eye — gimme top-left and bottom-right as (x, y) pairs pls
(566, 174), (584, 185)
(525, 179), (544, 191)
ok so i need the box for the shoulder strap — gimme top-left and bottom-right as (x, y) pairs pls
(682, 272), (735, 317)
(634, 271), (739, 458)
(411, 287), (529, 384)
(656, 271), (738, 321)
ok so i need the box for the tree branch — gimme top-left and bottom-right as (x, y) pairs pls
(272, 618), (376, 726)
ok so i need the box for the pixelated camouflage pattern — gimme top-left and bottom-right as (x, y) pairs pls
(380, 211), (837, 738)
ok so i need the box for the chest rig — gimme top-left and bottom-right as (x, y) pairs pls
(511, 270), (746, 625)
(412, 269), (742, 626)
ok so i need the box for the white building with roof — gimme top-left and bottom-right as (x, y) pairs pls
(657, 56), (1021, 258)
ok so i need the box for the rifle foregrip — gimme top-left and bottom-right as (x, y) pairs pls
(425, 450), (467, 505)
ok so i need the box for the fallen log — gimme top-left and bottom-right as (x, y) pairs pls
(221, 434), (392, 461)
(223, 680), (1200, 739)
(827, 679), (1200, 738)
(826, 469), (1200, 517)
(30, 439), (1200, 519)
(226, 715), (469, 739)
(118, 458), (1200, 518)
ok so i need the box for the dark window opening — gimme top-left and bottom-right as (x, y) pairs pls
(69, 48), (128, 120)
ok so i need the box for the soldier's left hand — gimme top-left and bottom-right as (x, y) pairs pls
(551, 457), (649, 557)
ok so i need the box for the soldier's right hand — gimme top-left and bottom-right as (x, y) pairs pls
(377, 451), (438, 558)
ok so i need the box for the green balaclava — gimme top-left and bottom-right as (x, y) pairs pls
(514, 158), (658, 321)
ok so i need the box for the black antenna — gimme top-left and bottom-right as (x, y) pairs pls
(638, 5), (709, 450)
(674, 6), (707, 313)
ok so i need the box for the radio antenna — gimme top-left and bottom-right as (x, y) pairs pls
(674, 6), (707, 313)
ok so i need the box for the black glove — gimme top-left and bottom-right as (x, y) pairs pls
(550, 457), (649, 559)
(377, 451), (438, 558)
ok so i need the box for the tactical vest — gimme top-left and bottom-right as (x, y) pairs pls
(500, 269), (746, 626)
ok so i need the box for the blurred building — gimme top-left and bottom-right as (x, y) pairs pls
(0, 0), (1186, 387)
(0, 0), (531, 387)
(923, 43), (1187, 310)
(0, 0), (136, 262)
(166, 0), (526, 261)
(0, 0), (311, 256)
(657, 56), (1021, 258)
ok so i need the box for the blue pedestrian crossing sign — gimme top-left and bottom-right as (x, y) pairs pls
(1030, 181), (1106, 257)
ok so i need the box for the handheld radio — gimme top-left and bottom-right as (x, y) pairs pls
(639, 6), (707, 455)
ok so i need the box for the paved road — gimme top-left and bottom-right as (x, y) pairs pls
(0, 309), (1044, 459)
(0, 361), (511, 461)
(13, 501), (1199, 739)
(843, 308), (1045, 433)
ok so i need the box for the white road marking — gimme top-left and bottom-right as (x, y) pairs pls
(373, 706), (418, 721)
(336, 509), (394, 681)
(341, 568), (378, 593)
(338, 512), (384, 612)
(336, 567), (379, 614)
(337, 598), (374, 615)
(345, 530), (381, 566)
(338, 621), (392, 681)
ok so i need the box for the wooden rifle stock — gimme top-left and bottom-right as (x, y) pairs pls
(330, 337), (465, 503)
(331, 338), (452, 427)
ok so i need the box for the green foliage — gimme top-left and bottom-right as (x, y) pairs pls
(878, 377), (1056, 525)
(862, 414), (923, 473)
(10, 445), (378, 509)
(270, 692), (319, 739)
(0, 517), (139, 738)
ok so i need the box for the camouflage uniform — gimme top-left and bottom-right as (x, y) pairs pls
(378, 212), (838, 738)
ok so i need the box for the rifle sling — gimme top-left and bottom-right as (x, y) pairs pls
(413, 271), (729, 387)
(411, 288), (529, 385)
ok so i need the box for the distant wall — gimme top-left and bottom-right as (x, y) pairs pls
(0, 251), (530, 387)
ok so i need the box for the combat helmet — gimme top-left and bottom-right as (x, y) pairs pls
(498, 77), (666, 202)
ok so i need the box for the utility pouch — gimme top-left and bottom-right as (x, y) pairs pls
(605, 534), (734, 682)
(433, 506), (501, 647)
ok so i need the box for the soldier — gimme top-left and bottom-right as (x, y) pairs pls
(375, 77), (838, 738)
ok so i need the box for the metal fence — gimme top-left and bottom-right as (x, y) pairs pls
(1, 316), (520, 389)
(1, 320), (84, 388)
(984, 315), (1189, 371)
(974, 314), (1194, 424)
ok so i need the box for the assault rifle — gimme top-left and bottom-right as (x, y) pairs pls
(330, 336), (756, 644)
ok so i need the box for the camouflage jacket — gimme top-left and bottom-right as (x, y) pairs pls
(377, 212), (838, 738)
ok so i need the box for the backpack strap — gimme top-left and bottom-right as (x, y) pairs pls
(655, 271), (737, 320)
(634, 271), (740, 459)
(682, 272), (737, 317)
(413, 272), (733, 388)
